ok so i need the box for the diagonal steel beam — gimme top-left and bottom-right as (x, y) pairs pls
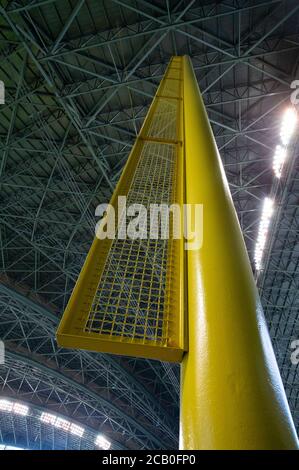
(0, 7), (115, 192)
(0, 281), (178, 443)
(5, 348), (162, 448)
(51, 0), (85, 53)
(244, 3), (299, 56)
(0, 51), (27, 179)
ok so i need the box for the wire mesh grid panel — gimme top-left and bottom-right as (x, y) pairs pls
(57, 57), (186, 362)
(85, 142), (176, 345)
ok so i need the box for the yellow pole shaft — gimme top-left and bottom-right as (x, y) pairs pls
(180, 55), (298, 450)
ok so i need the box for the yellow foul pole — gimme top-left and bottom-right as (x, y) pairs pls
(180, 56), (298, 449)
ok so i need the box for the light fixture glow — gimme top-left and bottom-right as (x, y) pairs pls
(40, 412), (57, 425)
(55, 417), (71, 432)
(273, 144), (287, 178)
(254, 197), (274, 271)
(0, 401), (85, 439)
(0, 445), (25, 450)
(0, 400), (13, 412)
(0, 400), (28, 416)
(280, 107), (297, 146)
(272, 108), (297, 178)
(40, 412), (85, 438)
(13, 403), (29, 416)
(70, 423), (85, 437)
(95, 434), (111, 450)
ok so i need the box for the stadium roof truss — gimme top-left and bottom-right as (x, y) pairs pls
(0, 0), (298, 449)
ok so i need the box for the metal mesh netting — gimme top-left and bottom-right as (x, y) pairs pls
(84, 61), (182, 345)
(85, 142), (177, 343)
(147, 100), (178, 141)
(57, 57), (184, 359)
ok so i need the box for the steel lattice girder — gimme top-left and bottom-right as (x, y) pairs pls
(0, 282), (177, 448)
(0, 0), (298, 447)
(0, 395), (121, 450)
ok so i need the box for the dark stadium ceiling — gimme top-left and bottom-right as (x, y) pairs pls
(0, 0), (298, 449)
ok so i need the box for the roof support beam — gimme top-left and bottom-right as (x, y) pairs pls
(0, 282), (177, 444)
(51, 0), (85, 54)
(0, 6), (115, 192)
(4, 348), (160, 448)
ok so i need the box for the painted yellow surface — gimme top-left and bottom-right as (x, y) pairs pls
(180, 55), (298, 450)
(56, 57), (186, 362)
(57, 54), (298, 448)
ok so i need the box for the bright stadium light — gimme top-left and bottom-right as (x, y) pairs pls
(280, 107), (297, 146)
(70, 423), (85, 438)
(13, 403), (29, 416)
(55, 417), (71, 431)
(0, 400), (13, 412)
(95, 434), (111, 450)
(0, 445), (25, 450)
(272, 108), (297, 178)
(273, 144), (287, 178)
(254, 197), (274, 271)
(40, 412), (57, 425)
(40, 412), (85, 437)
(0, 400), (28, 416)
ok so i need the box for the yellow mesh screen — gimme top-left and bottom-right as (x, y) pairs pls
(56, 57), (186, 362)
